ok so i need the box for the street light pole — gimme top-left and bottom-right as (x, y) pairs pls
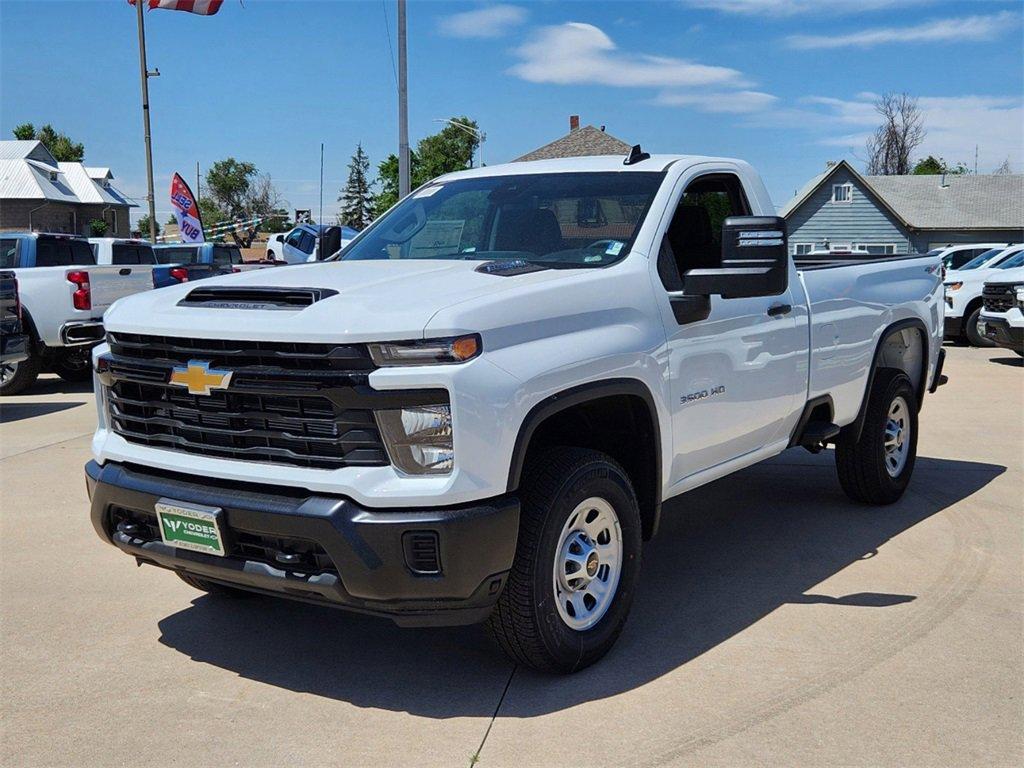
(134, 0), (158, 242)
(397, 0), (410, 198)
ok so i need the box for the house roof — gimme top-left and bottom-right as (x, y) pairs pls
(514, 125), (632, 162)
(864, 173), (1023, 230)
(58, 162), (135, 207)
(0, 140), (133, 207)
(781, 159), (1024, 231)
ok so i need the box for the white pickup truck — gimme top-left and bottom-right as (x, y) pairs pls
(0, 232), (153, 394)
(85, 153), (944, 672)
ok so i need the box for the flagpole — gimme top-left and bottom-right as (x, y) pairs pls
(397, 0), (410, 199)
(135, 0), (158, 242)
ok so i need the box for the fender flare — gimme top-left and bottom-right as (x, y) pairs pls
(845, 317), (929, 443)
(505, 378), (664, 538)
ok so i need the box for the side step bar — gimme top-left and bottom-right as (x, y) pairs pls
(798, 422), (840, 453)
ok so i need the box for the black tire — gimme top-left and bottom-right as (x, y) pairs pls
(836, 368), (918, 505)
(176, 572), (254, 598)
(485, 447), (642, 673)
(0, 349), (41, 396)
(964, 306), (995, 347)
(52, 347), (93, 382)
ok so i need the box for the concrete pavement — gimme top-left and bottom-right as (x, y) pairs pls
(1, 344), (1021, 767)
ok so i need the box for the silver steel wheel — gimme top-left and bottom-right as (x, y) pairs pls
(883, 395), (911, 477)
(0, 361), (16, 385)
(552, 496), (623, 631)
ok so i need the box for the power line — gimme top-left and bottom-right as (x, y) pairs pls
(381, 0), (398, 88)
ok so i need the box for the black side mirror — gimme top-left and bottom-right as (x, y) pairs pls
(683, 216), (789, 299)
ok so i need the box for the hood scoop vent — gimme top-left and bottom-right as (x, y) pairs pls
(177, 286), (338, 310)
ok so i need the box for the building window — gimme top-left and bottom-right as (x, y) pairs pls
(855, 243), (896, 255)
(832, 183), (852, 203)
(792, 242), (814, 255)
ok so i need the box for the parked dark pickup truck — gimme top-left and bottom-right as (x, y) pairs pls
(0, 270), (30, 387)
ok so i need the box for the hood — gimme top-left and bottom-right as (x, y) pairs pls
(946, 265), (1005, 284)
(103, 259), (576, 342)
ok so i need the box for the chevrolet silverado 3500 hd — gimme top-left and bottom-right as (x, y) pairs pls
(86, 154), (944, 672)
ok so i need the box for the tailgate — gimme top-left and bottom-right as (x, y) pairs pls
(86, 266), (154, 309)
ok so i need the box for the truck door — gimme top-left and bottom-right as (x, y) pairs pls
(654, 170), (806, 484)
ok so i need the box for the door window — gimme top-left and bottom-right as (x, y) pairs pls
(657, 173), (751, 291)
(285, 229), (304, 248)
(298, 232), (316, 254)
(0, 239), (17, 268)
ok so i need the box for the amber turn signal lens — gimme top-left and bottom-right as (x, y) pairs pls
(451, 335), (480, 361)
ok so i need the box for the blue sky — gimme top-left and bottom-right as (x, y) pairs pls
(2, 0), (1021, 224)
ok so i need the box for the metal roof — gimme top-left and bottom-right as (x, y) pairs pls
(0, 141), (134, 207)
(0, 159), (79, 203)
(58, 162), (136, 207)
(781, 159), (1024, 230)
(514, 125), (632, 162)
(0, 140), (58, 167)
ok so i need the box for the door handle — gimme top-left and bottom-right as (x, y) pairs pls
(767, 303), (792, 317)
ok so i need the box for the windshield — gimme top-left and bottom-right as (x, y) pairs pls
(338, 171), (666, 268)
(155, 247), (199, 264)
(995, 250), (1024, 269)
(958, 248), (1004, 270)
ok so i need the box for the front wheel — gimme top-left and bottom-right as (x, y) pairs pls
(486, 447), (642, 673)
(835, 368), (918, 505)
(964, 306), (995, 347)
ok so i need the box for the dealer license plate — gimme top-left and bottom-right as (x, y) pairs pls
(155, 499), (226, 557)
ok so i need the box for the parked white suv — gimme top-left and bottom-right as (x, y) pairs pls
(86, 153), (943, 672)
(944, 245), (1023, 345)
(978, 262), (1024, 355)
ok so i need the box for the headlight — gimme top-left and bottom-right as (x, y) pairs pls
(368, 334), (480, 367)
(1015, 285), (1024, 309)
(376, 404), (453, 474)
(944, 282), (963, 292)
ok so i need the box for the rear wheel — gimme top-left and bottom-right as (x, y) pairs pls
(486, 447), (642, 673)
(836, 368), (918, 505)
(52, 347), (92, 382)
(0, 348), (41, 395)
(964, 306), (995, 347)
(176, 572), (254, 598)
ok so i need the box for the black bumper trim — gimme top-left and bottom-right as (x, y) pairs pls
(86, 460), (519, 626)
(943, 315), (962, 338)
(980, 317), (1024, 351)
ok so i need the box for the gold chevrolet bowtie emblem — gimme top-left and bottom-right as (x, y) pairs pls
(168, 360), (233, 396)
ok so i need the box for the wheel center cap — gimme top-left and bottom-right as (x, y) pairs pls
(585, 552), (600, 578)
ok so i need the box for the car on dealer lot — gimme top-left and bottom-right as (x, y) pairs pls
(0, 232), (154, 395)
(85, 152), (944, 673)
(153, 242), (276, 284)
(925, 243), (1014, 273)
(944, 245), (1024, 346)
(978, 265), (1024, 355)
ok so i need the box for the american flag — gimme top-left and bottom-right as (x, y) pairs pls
(128, 0), (224, 15)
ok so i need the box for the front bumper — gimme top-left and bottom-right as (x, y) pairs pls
(0, 331), (28, 365)
(86, 460), (519, 626)
(943, 315), (963, 338)
(978, 317), (1024, 351)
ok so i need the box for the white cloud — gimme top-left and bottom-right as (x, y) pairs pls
(655, 90), (779, 113)
(680, 0), (933, 16)
(799, 93), (1024, 168)
(509, 22), (747, 88)
(786, 11), (1019, 49)
(438, 4), (527, 39)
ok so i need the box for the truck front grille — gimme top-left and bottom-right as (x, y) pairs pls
(982, 284), (1016, 313)
(104, 333), (391, 470)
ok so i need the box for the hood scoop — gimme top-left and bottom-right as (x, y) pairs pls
(474, 259), (549, 277)
(177, 286), (338, 310)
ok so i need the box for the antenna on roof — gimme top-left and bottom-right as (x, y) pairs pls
(623, 144), (650, 166)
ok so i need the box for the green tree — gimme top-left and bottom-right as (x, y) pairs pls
(204, 158), (283, 247)
(136, 214), (160, 239)
(338, 143), (375, 229)
(11, 122), (85, 162)
(912, 155), (969, 175)
(373, 116), (480, 216)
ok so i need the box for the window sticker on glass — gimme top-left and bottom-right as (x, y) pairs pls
(605, 241), (624, 256)
(584, 254), (603, 263)
(415, 185), (443, 198)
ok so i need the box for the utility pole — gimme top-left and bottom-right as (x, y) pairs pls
(397, 0), (410, 198)
(318, 142), (324, 259)
(196, 161), (201, 204)
(134, 0), (158, 242)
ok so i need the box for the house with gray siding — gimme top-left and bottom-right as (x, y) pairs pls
(780, 160), (1023, 256)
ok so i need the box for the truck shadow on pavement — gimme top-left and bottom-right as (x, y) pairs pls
(156, 452), (1004, 717)
(0, 401), (84, 423)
